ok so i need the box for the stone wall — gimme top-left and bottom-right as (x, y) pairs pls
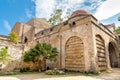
(0, 39), (23, 71)
(91, 17), (120, 72)
(11, 22), (23, 42)
(33, 14), (120, 72)
(26, 18), (51, 34)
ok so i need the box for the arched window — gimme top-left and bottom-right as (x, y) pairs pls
(69, 21), (76, 27)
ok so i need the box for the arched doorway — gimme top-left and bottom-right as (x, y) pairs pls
(65, 36), (85, 71)
(108, 42), (118, 68)
(96, 35), (107, 71)
(24, 36), (28, 43)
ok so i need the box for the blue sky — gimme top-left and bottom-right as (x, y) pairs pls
(0, 0), (35, 35)
(0, 0), (120, 35)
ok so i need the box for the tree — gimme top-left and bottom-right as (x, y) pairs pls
(65, 9), (71, 20)
(0, 48), (12, 64)
(118, 17), (120, 21)
(49, 9), (63, 26)
(115, 17), (120, 34)
(115, 27), (120, 34)
(24, 43), (58, 71)
(9, 31), (19, 43)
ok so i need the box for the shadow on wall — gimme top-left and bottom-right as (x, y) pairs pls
(108, 42), (118, 68)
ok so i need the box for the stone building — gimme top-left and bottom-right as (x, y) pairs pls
(0, 10), (120, 72)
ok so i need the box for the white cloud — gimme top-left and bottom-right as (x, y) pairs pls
(68, 0), (84, 6)
(83, 0), (105, 13)
(25, 9), (33, 18)
(56, 0), (84, 19)
(3, 20), (11, 31)
(33, 0), (110, 20)
(94, 0), (120, 20)
(33, 0), (84, 19)
(33, 0), (55, 19)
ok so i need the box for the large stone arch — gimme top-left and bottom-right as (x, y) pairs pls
(95, 35), (107, 71)
(108, 42), (118, 68)
(65, 36), (85, 71)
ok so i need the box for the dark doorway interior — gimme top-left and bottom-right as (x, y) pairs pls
(108, 43), (118, 68)
(24, 36), (28, 43)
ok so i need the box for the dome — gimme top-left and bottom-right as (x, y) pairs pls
(71, 10), (89, 18)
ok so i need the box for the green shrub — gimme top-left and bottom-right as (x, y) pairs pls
(9, 31), (19, 43)
(24, 43), (58, 71)
(45, 68), (65, 75)
(0, 48), (12, 64)
(20, 67), (33, 73)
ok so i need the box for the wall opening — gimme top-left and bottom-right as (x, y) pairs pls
(96, 35), (107, 71)
(69, 21), (76, 27)
(108, 42), (118, 68)
(65, 36), (85, 72)
(24, 36), (28, 43)
(72, 22), (76, 26)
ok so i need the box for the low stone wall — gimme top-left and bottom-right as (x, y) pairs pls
(0, 39), (23, 71)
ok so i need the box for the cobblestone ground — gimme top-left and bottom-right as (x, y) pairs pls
(0, 68), (119, 80)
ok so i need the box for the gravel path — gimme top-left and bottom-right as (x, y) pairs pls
(0, 68), (119, 80)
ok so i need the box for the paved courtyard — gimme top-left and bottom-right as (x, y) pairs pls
(0, 68), (120, 80)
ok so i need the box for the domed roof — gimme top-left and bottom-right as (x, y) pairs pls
(71, 10), (89, 18)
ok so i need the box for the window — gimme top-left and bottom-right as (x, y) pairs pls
(69, 21), (76, 27)
(72, 22), (76, 25)
(50, 28), (53, 31)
